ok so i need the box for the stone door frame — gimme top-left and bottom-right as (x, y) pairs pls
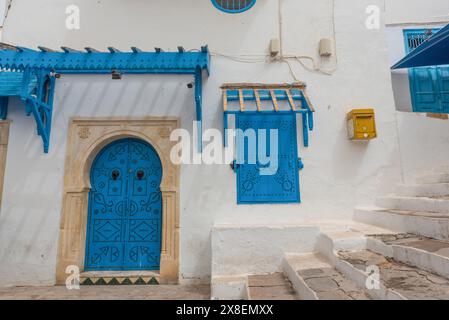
(0, 120), (11, 209)
(56, 117), (180, 284)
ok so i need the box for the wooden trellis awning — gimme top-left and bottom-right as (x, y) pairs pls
(221, 83), (315, 147)
(221, 82), (314, 113)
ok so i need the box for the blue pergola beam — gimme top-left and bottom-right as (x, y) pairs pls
(195, 67), (203, 151)
(0, 47), (210, 75)
(0, 45), (211, 153)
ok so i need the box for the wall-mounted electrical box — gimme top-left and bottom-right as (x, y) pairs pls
(319, 38), (333, 57)
(270, 38), (281, 57)
(347, 109), (377, 141)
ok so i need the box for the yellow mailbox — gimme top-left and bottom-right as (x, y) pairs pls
(347, 109), (377, 141)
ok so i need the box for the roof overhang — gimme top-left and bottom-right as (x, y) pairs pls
(392, 24), (449, 69)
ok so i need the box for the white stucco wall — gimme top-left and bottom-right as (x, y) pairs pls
(384, 0), (449, 184)
(0, 0), (443, 286)
(385, 0), (449, 25)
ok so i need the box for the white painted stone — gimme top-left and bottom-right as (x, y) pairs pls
(416, 173), (449, 185)
(366, 237), (394, 258)
(396, 184), (449, 197)
(319, 231), (367, 252)
(376, 196), (449, 214)
(282, 253), (322, 300)
(392, 245), (449, 279)
(354, 207), (449, 241)
(211, 224), (320, 278)
(210, 275), (248, 300)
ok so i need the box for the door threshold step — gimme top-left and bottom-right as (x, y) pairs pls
(80, 271), (160, 286)
(338, 250), (449, 299)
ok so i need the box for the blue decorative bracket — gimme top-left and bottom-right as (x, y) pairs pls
(0, 44), (210, 153)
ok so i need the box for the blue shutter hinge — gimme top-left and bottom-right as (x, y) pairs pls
(298, 158), (304, 171)
(231, 160), (240, 172)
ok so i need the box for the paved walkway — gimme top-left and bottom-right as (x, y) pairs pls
(0, 285), (210, 300)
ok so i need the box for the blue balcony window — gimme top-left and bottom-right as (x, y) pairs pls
(403, 29), (449, 113)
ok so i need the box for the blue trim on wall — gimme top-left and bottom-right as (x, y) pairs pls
(211, 0), (256, 14)
(0, 45), (210, 153)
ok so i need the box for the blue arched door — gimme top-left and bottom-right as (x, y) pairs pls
(85, 138), (163, 271)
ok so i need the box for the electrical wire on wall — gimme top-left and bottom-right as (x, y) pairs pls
(276, 0), (338, 78)
(2, 0), (13, 26)
(206, 0), (339, 81)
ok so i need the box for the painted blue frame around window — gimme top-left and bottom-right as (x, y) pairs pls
(211, 0), (256, 14)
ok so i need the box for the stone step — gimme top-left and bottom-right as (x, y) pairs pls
(354, 207), (449, 241)
(367, 233), (449, 279)
(376, 196), (449, 214)
(338, 250), (449, 300)
(247, 273), (299, 300)
(282, 253), (373, 300)
(396, 183), (449, 197)
(416, 173), (449, 185)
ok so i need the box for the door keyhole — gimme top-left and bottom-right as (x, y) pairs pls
(137, 170), (145, 180)
(111, 170), (120, 180)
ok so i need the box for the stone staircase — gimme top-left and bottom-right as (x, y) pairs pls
(239, 227), (449, 300)
(212, 171), (449, 300)
(283, 253), (373, 300)
(355, 171), (449, 241)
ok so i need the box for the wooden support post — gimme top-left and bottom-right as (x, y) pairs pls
(302, 90), (315, 112)
(254, 89), (262, 112)
(223, 90), (228, 112)
(239, 89), (245, 112)
(270, 90), (279, 112)
(285, 89), (297, 111)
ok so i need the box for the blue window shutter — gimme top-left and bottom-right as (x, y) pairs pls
(410, 67), (439, 112)
(437, 67), (449, 113)
(236, 113), (300, 204)
(404, 29), (449, 114)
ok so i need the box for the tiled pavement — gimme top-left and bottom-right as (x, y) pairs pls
(0, 285), (210, 300)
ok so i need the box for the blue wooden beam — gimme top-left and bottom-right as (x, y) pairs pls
(61, 47), (82, 53)
(195, 67), (203, 152)
(0, 46), (210, 75)
(85, 47), (100, 53)
(0, 45), (211, 153)
(107, 47), (121, 53)
(0, 97), (8, 120)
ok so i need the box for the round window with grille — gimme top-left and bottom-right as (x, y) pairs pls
(211, 0), (256, 14)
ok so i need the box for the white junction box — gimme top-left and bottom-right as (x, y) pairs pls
(319, 38), (333, 57)
(270, 38), (280, 57)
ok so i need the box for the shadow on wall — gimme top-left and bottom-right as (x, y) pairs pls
(331, 115), (369, 181)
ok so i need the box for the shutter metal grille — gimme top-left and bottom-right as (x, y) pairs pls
(407, 30), (433, 51)
(213, 0), (255, 13)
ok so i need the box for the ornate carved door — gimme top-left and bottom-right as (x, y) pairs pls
(85, 138), (163, 271)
